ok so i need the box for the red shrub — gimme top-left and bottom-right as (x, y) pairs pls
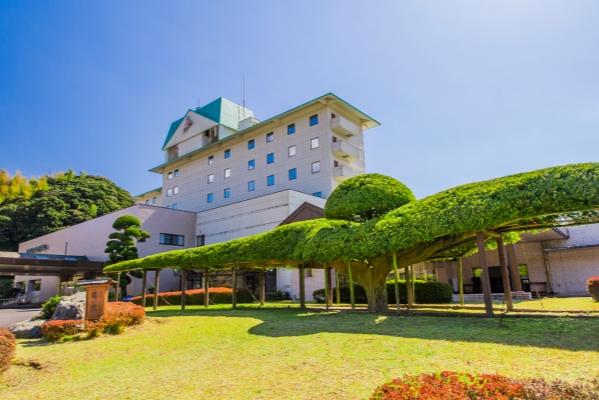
(371, 371), (524, 400)
(130, 287), (233, 301)
(0, 328), (16, 373)
(41, 320), (91, 341)
(587, 276), (599, 301)
(104, 301), (145, 326)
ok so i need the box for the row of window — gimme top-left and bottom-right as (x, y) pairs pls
(206, 133), (320, 168)
(166, 186), (179, 197)
(205, 162), (321, 204)
(205, 138), (320, 184)
(144, 196), (158, 205)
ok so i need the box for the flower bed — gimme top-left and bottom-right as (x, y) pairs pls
(41, 302), (146, 341)
(588, 276), (599, 301)
(130, 287), (254, 307)
(370, 371), (599, 400)
(0, 328), (16, 373)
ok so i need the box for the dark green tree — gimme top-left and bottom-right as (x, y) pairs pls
(104, 215), (150, 296)
(0, 171), (133, 251)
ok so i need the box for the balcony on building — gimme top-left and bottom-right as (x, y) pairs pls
(331, 114), (360, 137)
(333, 163), (360, 179)
(332, 140), (360, 159)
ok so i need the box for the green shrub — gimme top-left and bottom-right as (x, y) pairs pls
(40, 295), (61, 319)
(313, 280), (453, 304)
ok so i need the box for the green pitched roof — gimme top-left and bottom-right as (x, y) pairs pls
(161, 97), (253, 150)
(152, 92), (380, 173)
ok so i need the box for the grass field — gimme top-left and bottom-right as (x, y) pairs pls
(2, 305), (599, 400)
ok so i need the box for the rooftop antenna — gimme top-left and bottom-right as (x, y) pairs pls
(242, 74), (247, 119)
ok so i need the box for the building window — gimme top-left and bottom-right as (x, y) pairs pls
(167, 171), (173, 180)
(288, 145), (296, 157)
(305, 268), (313, 278)
(173, 186), (179, 195)
(207, 174), (215, 184)
(309, 114), (319, 126)
(332, 136), (338, 143)
(171, 203), (178, 209)
(144, 200), (150, 205)
(248, 139), (255, 150)
(151, 197), (157, 205)
(312, 192), (323, 198)
(266, 132), (274, 142)
(287, 123), (295, 135)
(288, 168), (297, 180)
(207, 193), (214, 203)
(311, 161), (321, 174)
(224, 148), (231, 159)
(266, 152), (275, 164)
(224, 188), (231, 199)
(248, 159), (255, 170)
(174, 169), (180, 177)
(310, 137), (320, 149)
(248, 180), (256, 192)
(224, 168), (231, 178)
(208, 155), (214, 165)
(196, 235), (205, 246)
(159, 233), (185, 246)
(167, 188), (173, 197)
(267, 174), (275, 186)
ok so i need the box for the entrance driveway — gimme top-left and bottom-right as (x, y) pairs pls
(0, 307), (41, 328)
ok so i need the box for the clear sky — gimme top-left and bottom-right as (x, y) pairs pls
(1, 1), (598, 198)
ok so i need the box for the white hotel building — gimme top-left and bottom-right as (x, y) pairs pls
(15, 93), (380, 301)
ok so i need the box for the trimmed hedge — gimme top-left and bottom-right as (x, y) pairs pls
(130, 287), (254, 307)
(313, 280), (453, 304)
(324, 173), (415, 222)
(0, 328), (16, 373)
(588, 276), (599, 301)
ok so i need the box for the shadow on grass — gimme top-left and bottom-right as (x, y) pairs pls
(147, 307), (599, 352)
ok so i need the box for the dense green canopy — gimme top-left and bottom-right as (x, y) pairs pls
(324, 173), (415, 221)
(105, 163), (599, 274)
(0, 171), (133, 251)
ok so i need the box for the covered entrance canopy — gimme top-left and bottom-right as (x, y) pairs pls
(0, 252), (104, 277)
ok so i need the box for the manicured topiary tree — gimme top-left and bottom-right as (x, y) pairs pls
(104, 215), (150, 296)
(104, 163), (599, 314)
(324, 173), (415, 222)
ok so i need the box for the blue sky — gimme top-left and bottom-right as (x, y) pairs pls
(1, 1), (598, 198)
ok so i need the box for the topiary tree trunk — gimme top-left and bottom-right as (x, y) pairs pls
(333, 259), (391, 313)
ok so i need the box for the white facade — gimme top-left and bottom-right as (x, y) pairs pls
(15, 205), (197, 301)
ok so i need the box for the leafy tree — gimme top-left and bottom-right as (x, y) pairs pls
(104, 215), (150, 296)
(105, 163), (599, 313)
(0, 170), (133, 251)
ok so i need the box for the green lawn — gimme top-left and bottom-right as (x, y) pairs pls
(2, 306), (599, 399)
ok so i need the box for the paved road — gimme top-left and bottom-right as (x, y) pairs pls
(0, 307), (41, 328)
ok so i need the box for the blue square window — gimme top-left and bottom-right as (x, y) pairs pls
(247, 139), (255, 150)
(267, 175), (275, 187)
(224, 149), (231, 159)
(248, 180), (256, 192)
(224, 188), (231, 199)
(309, 114), (319, 126)
(207, 193), (214, 203)
(266, 152), (275, 164)
(312, 192), (323, 198)
(288, 168), (297, 181)
(248, 159), (255, 170)
(266, 132), (274, 142)
(287, 123), (295, 135)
